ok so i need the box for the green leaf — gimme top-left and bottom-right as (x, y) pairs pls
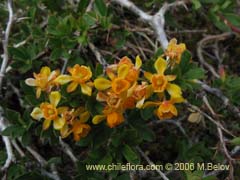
(192, 0), (201, 9)
(184, 68), (205, 79)
(180, 50), (191, 72)
(5, 109), (26, 127)
(21, 132), (32, 146)
(140, 107), (155, 120)
(50, 48), (62, 60)
(98, 153), (112, 165)
(1, 125), (25, 138)
(7, 164), (25, 180)
(77, 0), (89, 14)
(76, 134), (92, 147)
(230, 137), (240, 145)
(122, 144), (139, 164)
(95, 0), (107, 16)
(223, 13), (240, 28)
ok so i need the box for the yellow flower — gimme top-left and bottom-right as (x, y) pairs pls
(165, 38), (186, 64)
(118, 56), (142, 83)
(96, 91), (122, 109)
(30, 91), (66, 130)
(60, 107), (90, 138)
(72, 121), (91, 141)
(92, 106), (124, 128)
(54, 64), (93, 96)
(126, 81), (151, 109)
(25, 66), (59, 98)
(144, 57), (183, 99)
(94, 56), (142, 94)
(94, 67), (130, 95)
(106, 112), (124, 128)
(143, 97), (184, 120)
(155, 100), (178, 120)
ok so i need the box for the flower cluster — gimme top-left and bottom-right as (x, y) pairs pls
(25, 38), (187, 141)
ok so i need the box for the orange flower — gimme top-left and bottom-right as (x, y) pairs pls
(92, 106), (124, 128)
(106, 112), (124, 128)
(143, 97), (184, 120)
(151, 74), (168, 92)
(30, 91), (66, 130)
(144, 57), (184, 100)
(111, 78), (130, 95)
(94, 56), (142, 94)
(165, 38), (186, 64)
(60, 107), (90, 139)
(123, 97), (136, 109)
(54, 64), (93, 96)
(155, 101), (177, 120)
(94, 66), (130, 95)
(72, 121), (91, 141)
(118, 56), (142, 83)
(25, 66), (59, 98)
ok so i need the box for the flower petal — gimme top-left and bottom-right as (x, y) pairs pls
(96, 92), (108, 102)
(60, 124), (72, 138)
(43, 119), (51, 130)
(49, 91), (61, 107)
(135, 55), (142, 69)
(166, 83), (182, 98)
(136, 97), (145, 109)
(80, 84), (92, 96)
(57, 106), (69, 114)
(144, 72), (153, 81)
(53, 117), (65, 130)
(40, 66), (51, 76)
(36, 88), (41, 99)
(25, 78), (36, 86)
(54, 75), (72, 85)
(171, 96), (185, 103)
(92, 115), (106, 124)
(30, 107), (43, 120)
(79, 111), (90, 123)
(166, 75), (176, 81)
(48, 70), (60, 81)
(142, 101), (161, 108)
(118, 64), (130, 79)
(154, 57), (167, 75)
(67, 82), (78, 92)
(94, 78), (111, 90)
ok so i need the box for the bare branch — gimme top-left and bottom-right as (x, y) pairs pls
(202, 96), (234, 180)
(0, 0), (14, 89)
(197, 32), (233, 78)
(194, 79), (240, 119)
(59, 138), (78, 165)
(185, 102), (235, 137)
(0, 113), (15, 171)
(11, 139), (25, 158)
(111, 0), (188, 49)
(88, 42), (108, 68)
(136, 146), (169, 180)
(25, 146), (61, 180)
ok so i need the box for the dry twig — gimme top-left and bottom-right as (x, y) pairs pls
(194, 79), (240, 119)
(202, 96), (234, 180)
(0, 0), (14, 89)
(197, 32), (233, 79)
(111, 0), (188, 50)
(136, 146), (169, 180)
(59, 138), (78, 165)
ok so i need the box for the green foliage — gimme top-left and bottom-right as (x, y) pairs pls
(0, 0), (238, 179)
